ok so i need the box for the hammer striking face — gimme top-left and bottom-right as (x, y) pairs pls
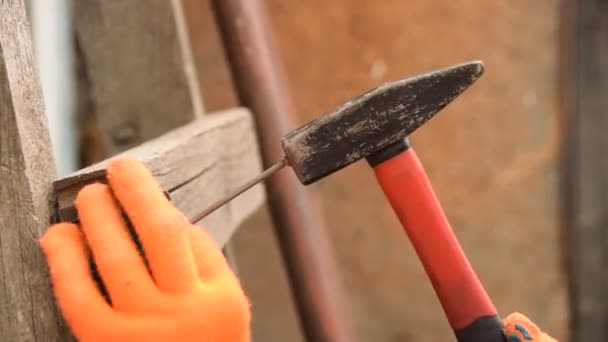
(281, 61), (484, 185)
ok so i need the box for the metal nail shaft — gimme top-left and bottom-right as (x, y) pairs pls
(189, 157), (288, 223)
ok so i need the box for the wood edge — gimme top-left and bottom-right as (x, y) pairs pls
(53, 106), (250, 190)
(54, 107), (263, 226)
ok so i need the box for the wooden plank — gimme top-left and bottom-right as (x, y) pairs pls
(0, 0), (72, 340)
(72, 0), (250, 271)
(73, 0), (254, 269)
(73, 0), (204, 155)
(54, 108), (265, 247)
(562, 0), (608, 340)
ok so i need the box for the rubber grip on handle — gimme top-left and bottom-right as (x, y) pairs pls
(371, 145), (504, 341)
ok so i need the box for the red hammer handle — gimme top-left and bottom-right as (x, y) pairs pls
(368, 139), (505, 342)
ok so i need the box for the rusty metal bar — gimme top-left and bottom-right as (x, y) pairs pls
(210, 1), (356, 341)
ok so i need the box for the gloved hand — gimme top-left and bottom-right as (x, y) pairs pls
(40, 158), (250, 342)
(503, 312), (558, 342)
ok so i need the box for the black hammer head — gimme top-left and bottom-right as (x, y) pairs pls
(281, 60), (484, 185)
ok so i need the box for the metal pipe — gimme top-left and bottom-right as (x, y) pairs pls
(211, 1), (357, 341)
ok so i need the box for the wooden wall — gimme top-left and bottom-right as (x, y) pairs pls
(185, 1), (567, 341)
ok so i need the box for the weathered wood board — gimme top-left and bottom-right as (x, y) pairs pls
(54, 108), (265, 247)
(73, 0), (204, 155)
(0, 0), (73, 339)
(72, 0), (249, 278)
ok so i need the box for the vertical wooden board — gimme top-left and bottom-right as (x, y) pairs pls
(0, 0), (72, 340)
(74, 0), (249, 280)
(73, 0), (204, 155)
(565, 0), (608, 340)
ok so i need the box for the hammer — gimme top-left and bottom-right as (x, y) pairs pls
(192, 61), (505, 342)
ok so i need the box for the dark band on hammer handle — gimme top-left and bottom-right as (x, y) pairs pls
(455, 316), (506, 342)
(368, 139), (505, 342)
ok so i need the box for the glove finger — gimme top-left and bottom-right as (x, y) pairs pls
(503, 312), (557, 342)
(75, 183), (157, 309)
(39, 223), (116, 336)
(106, 157), (198, 292)
(185, 226), (231, 281)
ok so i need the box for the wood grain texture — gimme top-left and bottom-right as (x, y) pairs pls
(73, 0), (205, 155)
(55, 108), (265, 247)
(564, 0), (608, 340)
(0, 0), (73, 340)
(73, 0), (251, 286)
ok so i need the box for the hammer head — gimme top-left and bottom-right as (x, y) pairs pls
(281, 61), (484, 185)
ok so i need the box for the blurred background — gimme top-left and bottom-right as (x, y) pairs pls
(28, 0), (575, 341)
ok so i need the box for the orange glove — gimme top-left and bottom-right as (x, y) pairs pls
(40, 158), (251, 342)
(503, 312), (558, 342)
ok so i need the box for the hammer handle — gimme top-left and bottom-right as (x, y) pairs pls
(369, 141), (505, 342)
